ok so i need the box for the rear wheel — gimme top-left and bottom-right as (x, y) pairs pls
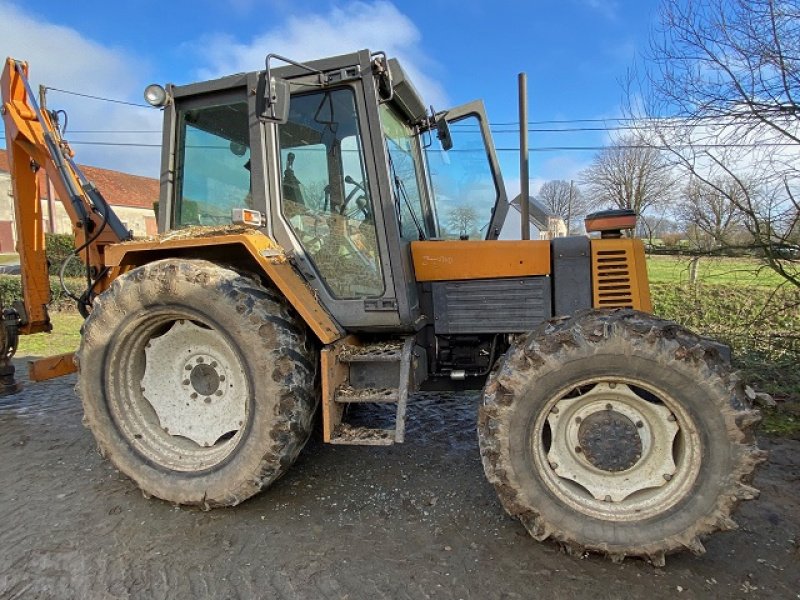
(478, 309), (766, 565)
(78, 259), (317, 508)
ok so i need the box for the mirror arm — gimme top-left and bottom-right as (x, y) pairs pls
(262, 53), (323, 121)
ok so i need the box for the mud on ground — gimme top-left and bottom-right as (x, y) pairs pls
(1, 361), (798, 599)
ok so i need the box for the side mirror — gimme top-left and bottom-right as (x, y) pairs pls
(435, 114), (453, 151)
(260, 76), (290, 124)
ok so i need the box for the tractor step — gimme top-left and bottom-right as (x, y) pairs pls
(334, 386), (400, 403)
(339, 341), (404, 363)
(329, 424), (395, 446)
(321, 337), (417, 445)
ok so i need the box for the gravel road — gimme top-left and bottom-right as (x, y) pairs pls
(1, 360), (798, 599)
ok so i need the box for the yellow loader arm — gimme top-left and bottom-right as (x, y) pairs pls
(0, 57), (132, 393)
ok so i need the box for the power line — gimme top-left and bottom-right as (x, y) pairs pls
(43, 86), (153, 109)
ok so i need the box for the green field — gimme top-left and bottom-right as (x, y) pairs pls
(646, 255), (786, 287)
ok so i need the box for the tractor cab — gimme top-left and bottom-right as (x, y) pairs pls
(157, 50), (508, 331)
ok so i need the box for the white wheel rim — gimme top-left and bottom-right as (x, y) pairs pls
(142, 320), (247, 448)
(531, 378), (702, 522)
(106, 310), (251, 473)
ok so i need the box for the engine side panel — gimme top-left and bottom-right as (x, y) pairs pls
(431, 276), (551, 334)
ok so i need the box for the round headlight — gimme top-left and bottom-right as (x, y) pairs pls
(144, 84), (168, 107)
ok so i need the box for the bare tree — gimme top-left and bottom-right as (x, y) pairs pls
(634, 0), (800, 287)
(678, 177), (746, 251)
(537, 180), (588, 232)
(445, 205), (479, 239)
(581, 135), (674, 231)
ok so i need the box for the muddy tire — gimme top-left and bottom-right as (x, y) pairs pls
(77, 259), (317, 508)
(478, 309), (766, 565)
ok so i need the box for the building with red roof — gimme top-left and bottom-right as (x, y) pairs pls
(0, 148), (159, 251)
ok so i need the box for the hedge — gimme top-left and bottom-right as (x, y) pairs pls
(45, 233), (87, 278)
(0, 275), (85, 311)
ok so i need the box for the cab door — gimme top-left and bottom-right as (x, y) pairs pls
(422, 100), (509, 240)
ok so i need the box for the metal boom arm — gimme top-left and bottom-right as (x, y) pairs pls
(0, 57), (131, 393)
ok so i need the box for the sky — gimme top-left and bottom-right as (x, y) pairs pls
(0, 0), (658, 195)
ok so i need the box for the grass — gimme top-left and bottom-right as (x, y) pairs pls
(0, 253), (19, 265)
(16, 311), (84, 357)
(646, 255), (786, 288)
(647, 257), (800, 436)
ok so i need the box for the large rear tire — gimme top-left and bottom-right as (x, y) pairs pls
(478, 309), (766, 565)
(77, 259), (317, 508)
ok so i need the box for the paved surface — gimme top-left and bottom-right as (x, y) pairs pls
(1, 361), (798, 599)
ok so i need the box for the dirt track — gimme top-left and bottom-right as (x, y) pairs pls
(1, 360), (798, 599)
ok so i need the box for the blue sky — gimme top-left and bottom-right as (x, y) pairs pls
(1, 0), (658, 194)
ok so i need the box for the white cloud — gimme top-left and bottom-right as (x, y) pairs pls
(577, 0), (619, 20)
(0, 1), (161, 177)
(193, 0), (448, 108)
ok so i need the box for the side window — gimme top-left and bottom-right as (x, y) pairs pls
(278, 89), (384, 299)
(380, 105), (428, 241)
(425, 114), (499, 239)
(175, 99), (251, 227)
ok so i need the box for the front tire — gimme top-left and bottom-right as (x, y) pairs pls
(77, 259), (317, 508)
(478, 309), (766, 565)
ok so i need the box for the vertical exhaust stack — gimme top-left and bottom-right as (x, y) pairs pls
(518, 73), (529, 240)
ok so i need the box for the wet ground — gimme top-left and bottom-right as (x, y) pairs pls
(1, 361), (798, 599)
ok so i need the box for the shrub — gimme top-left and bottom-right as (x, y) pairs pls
(45, 233), (86, 278)
(0, 275), (85, 311)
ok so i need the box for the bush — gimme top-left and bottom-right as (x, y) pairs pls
(45, 233), (86, 278)
(0, 275), (85, 311)
(651, 283), (800, 400)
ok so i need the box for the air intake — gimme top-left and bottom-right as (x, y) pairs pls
(593, 248), (635, 308)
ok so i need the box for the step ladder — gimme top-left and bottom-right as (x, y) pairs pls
(321, 336), (416, 445)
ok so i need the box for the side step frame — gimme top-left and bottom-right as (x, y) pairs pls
(321, 336), (415, 445)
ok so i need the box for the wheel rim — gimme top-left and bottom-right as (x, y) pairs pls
(106, 308), (250, 473)
(530, 378), (702, 522)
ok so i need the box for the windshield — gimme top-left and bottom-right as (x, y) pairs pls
(380, 104), (430, 241)
(174, 98), (251, 227)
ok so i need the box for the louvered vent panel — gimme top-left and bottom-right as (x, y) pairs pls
(594, 249), (634, 308)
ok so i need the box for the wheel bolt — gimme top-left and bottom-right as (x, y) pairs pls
(197, 357), (204, 363)
(211, 361), (218, 368)
(190, 392), (198, 399)
(204, 397), (211, 404)
(608, 382), (617, 389)
(636, 420), (644, 428)
(185, 364), (192, 371)
(163, 427), (169, 433)
(219, 375), (226, 382)
(667, 414), (676, 422)
(575, 416), (582, 424)
(604, 495), (612, 502)
(663, 473), (672, 481)
(550, 406), (559, 415)
(215, 390), (223, 396)
(605, 403), (613, 411)
(549, 461), (558, 470)
(182, 379), (190, 386)
(575, 446), (583, 453)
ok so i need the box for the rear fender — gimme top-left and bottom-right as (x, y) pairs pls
(102, 229), (343, 344)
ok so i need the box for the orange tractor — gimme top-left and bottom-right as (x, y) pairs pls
(0, 51), (764, 564)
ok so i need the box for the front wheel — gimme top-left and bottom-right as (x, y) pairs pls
(77, 259), (318, 508)
(478, 309), (766, 565)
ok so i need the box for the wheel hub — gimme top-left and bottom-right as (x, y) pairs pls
(141, 320), (247, 448)
(577, 410), (642, 472)
(544, 382), (680, 503)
